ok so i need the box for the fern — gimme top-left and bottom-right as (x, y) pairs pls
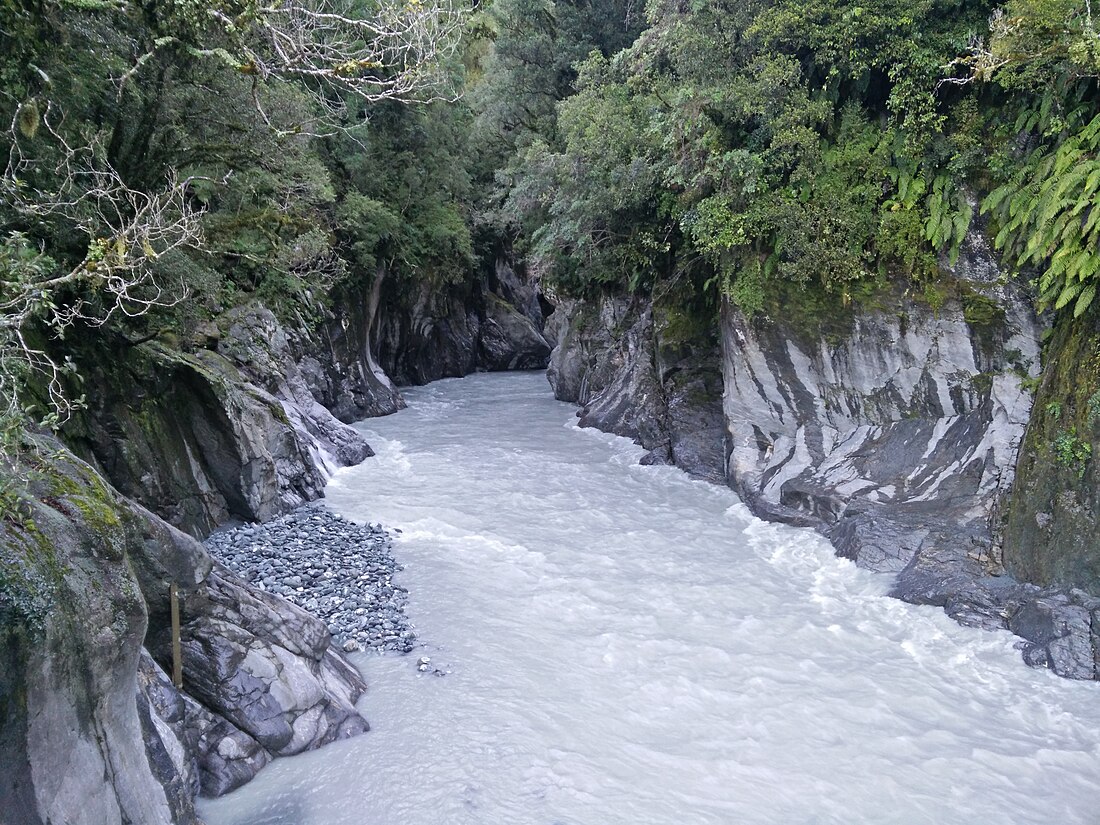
(924, 175), (973, 265)
(983, 113), (1100, 318)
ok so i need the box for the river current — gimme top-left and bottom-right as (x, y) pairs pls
(200, 371), (1100, 825)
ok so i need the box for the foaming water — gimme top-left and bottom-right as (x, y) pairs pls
(200, 372), (1100, 825)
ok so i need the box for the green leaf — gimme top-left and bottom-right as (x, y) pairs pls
(1075, 283), (1097, 317)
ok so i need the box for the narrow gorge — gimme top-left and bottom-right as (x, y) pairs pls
(5, 0), (1100, 822)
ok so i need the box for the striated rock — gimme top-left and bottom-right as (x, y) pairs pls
(712, 271), (1097, 669)
(146, 566), (369, 759)
(546, 297), (726, 480)
(478, 292), (552, 371)
(137, 651), (207, 806)
(376, 262), (551, 386)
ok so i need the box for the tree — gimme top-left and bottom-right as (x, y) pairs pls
(0, 0), (468, 433)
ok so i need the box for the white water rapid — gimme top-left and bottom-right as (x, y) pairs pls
(200, 371), (1100, 825)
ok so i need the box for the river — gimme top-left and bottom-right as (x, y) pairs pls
(200, 371), (1100, 825)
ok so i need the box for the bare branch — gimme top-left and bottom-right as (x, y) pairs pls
(114, 0), (470, 133)
(1, 102), (204, 423)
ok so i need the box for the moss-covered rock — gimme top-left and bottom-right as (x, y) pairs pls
(61, 306), (374, 538)
(1, 435), (372, 818)
(1003, 311), (1100, 589)
(0, 437), (198, 825)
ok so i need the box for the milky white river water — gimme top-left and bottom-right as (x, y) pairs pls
(200, 371), (1100, 825)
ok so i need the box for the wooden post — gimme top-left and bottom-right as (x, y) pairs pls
(170, 582), (183, 688)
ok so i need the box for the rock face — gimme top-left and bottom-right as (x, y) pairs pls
(376, 260), (551, 386)
(0, 439), (370, 822)
(1, 448), (188, 825)
(2, 259), (554, 823)
(1002, 310), (1100, 591)
(164, 566), (367, 756)
(297, 277), (407, 422)
(546, 297), (726, 481)
(544, 230), (1100, 680)
(720, 276), (1040, 598)
(65, 304), (377, 538)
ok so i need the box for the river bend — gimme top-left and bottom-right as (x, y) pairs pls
(201, 371), (1100, 825)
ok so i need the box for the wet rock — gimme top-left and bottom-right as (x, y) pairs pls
(158, 566), (370, 758)
(546, 297), (725, 482)
(375, 260), (550, 386)
(1009, 597), (1097, 680)
(478, 293), (552, 371)
(0, 442), (199, 825)
(182, 697), (271, 798)
(138, 650), (271, 799)
(136, 651), (202, 814)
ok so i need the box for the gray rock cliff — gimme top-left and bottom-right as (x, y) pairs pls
(376, 260), (551, 386)
(0, 439), (370, 823)
(546, 296), (726, 481)
(544, 229), (1100, 680)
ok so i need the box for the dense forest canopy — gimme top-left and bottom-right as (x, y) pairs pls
(502, 0), (1100, 317)
(2, 0), (1100, 441)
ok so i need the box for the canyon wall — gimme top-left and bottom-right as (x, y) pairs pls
(547, 231), (1100, 681)
(0, 262), (551, 822)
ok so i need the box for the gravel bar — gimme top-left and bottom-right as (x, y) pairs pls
(205, 503), (417, 654)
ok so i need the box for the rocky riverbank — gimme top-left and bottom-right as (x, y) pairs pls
(543, 233), (1100, 682)
(205, 504), (417, 655)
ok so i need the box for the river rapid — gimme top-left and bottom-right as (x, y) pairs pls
(200, 371), (1100, 825)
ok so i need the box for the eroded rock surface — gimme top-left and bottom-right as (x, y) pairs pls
(543, 230), (1100, 680)
(546, 297), (726, 480)
(376, 260), (551, 386)
(0, 439), (371, 823)
(67, 304), (377, 537)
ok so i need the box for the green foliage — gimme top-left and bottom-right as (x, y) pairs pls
(984, 113), (1100, 318)
(961, 288), (1007, 328)
(499, 0), (1004, 304)
(1053, 427), (1093, 478)
(925, 175), (973, 266)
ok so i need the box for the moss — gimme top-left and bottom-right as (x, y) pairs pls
(970, 371), (995, 394)
(1003, 310), (1100, 588)
(0, 527), (57, 631)
(960, 288), (1007, 329)
(761, 275), (887, 348)
(655, 302), (718, 349)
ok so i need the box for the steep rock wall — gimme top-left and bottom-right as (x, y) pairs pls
(64, 303), (383, 538)
(721, 286), (1100, 680)
(376, 260), (552, 386)
(1003, 311), (1100, 590)
(0, 439), (369, 823)
(546, 297), (727, 482)
(545, 234), (1100, 680)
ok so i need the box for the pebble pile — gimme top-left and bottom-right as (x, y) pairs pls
(205, 503), (417, 654)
